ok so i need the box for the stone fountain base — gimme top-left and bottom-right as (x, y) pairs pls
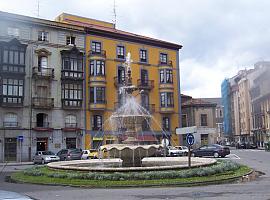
(100, 144), (161, 167)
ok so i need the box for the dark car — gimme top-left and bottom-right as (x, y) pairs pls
(191, 144), (230, 158)
(57, 148), (82, 161)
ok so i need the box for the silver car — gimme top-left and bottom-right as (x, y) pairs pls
(33, 151), (60, 164)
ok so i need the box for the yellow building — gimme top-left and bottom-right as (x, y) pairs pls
(56, 13), (182, 149)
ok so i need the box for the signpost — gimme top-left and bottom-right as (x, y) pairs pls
(186, 133), (194, 168)
(17, 136), (23, 163)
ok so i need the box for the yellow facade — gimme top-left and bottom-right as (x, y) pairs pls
(57, 14), (182, 149)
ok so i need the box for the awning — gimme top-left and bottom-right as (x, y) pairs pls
(93, 137), (103, 141)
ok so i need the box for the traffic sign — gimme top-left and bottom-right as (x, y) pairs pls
(186, 133), (194, 146)
(17, 135), (23, 142)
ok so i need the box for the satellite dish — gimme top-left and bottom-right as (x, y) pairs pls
(161, 138), (169, 147)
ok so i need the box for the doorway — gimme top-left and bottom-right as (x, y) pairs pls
(141, 69), (148, 85)
(66, 138), (77, 149)
(4, 138), (17, 161)
(117, 66), (125, 84)
(36, 138), (48, 151)
(36, 113), (48, 127)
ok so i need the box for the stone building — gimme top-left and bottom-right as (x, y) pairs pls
(179, 95), (217, 147)
(0, 11), (85, 162)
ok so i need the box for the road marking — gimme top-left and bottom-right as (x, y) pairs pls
(229, 154), (240, 159)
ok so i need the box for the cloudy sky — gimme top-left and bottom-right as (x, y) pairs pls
(1, 0), (269, 97)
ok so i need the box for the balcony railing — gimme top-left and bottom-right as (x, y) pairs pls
(3, 122), (18, 128)
(114, 76), (127, 87)
(142, 104), (155, 113)
(32, 97), (54, 109)
(32, 67), (54, 79)
(88, 100), (107, 110)
(88, 50), (106, 58)
(137, 79), (154, 90)
(158, 60), (173, 66)
(61, 70), (84, 80)
(32, 122), (52, 131)
(65, 123), (77, 128)
(62, 99), (82, 109)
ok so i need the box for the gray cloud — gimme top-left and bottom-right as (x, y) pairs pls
(1, 0), (270, 97)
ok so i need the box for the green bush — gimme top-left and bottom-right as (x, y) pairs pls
(23, 160), (241, 181)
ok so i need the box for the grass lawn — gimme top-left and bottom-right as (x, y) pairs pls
(11, 165), (251, 188)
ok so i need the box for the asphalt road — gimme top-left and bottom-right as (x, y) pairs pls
(0, 149), (270, 200)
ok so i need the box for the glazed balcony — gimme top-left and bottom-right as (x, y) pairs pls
(61, 70), (84, 80)
(32, 97), (54, 109)
(137, 79), (154, 90)
(88, 50), (106, 59)
(62, 99), (82, 109)
(1, 96), (23, 107)
(89, 100), (107, 110)
(89, 74), (106, 83)
(32, 67), (54, 79)
(32, 122), (53, 132)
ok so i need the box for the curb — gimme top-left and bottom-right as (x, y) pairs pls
(8, 168), (254, 188)
(0, 162), (33, 167)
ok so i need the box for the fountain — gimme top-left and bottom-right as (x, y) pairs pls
(48, 53), (216, 172)
(100, 52), (161, 167)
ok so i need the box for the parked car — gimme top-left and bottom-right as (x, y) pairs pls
(175, 146), (189, 156)
(33, 151), (60, 164)
(57, 148), (82, 161)
(81, 149), (99, 159)
(237, 142), (257, 149)
(191, 144), (230, 158)
(167, 146), (184, 156)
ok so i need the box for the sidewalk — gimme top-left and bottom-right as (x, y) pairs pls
(0, 162), (33, 167)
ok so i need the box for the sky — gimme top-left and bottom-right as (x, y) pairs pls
(1, 0), (270, 98)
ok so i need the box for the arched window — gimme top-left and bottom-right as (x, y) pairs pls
(65, 115), (77, 128)
(4, 113), (18, 127)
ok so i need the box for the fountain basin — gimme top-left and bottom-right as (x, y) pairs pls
(47, 157), (216, 172)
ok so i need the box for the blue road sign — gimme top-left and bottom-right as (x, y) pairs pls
(186, 133), (194, 146)
(17, 135), (23, 142)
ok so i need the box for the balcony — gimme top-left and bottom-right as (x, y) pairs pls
(142, 104), (155, 114)
(1, 97), (23, 107)
(32, 122), (53, 132)
(32, 97), (54, 109)
(62, 99), (82, 109)
(137, 79), (154, 90)
(62, 123), (81, 132)
(89, 75), (106, 83)
(158, 60), (173, 67)
(61, 70), (84, 80)
(89, 100), (107, 110)
(160, 106), (174, 113)
(114, 76), (129, 87)
(32, 67), (54, 79)
(88, 50), (106, 59)
(3, 122), (18, 129)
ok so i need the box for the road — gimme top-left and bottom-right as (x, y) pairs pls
(0, 149), (270, 200)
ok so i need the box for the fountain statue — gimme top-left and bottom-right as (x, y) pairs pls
(100, 52), (161, 167)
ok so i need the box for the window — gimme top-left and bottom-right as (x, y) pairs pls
(91, 41), (101, 53)
(7, 27), (19, 37)
(182, 114), (188, 127)
(140, 49), (147, 62)
(65, 115), (77, 127)
(4, 113), (18, 127)
(160, 92), (174, 107)
(62, 55), (83, 78)
(89, 87), (106, 103)
(160, 53), (167, 64)
(62, 83), (82, 107)
(160, 69), (173, 83)
(89, 60), (105, 76)
(162, 117), (170, 131)
(200, 114), (208, 126)
(117, 45), (125, 59)
(66, 36), (76, 45)
(38, 31), (48, 41)
(2, 78), (23, 104)
(92, 115), (102, 131)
